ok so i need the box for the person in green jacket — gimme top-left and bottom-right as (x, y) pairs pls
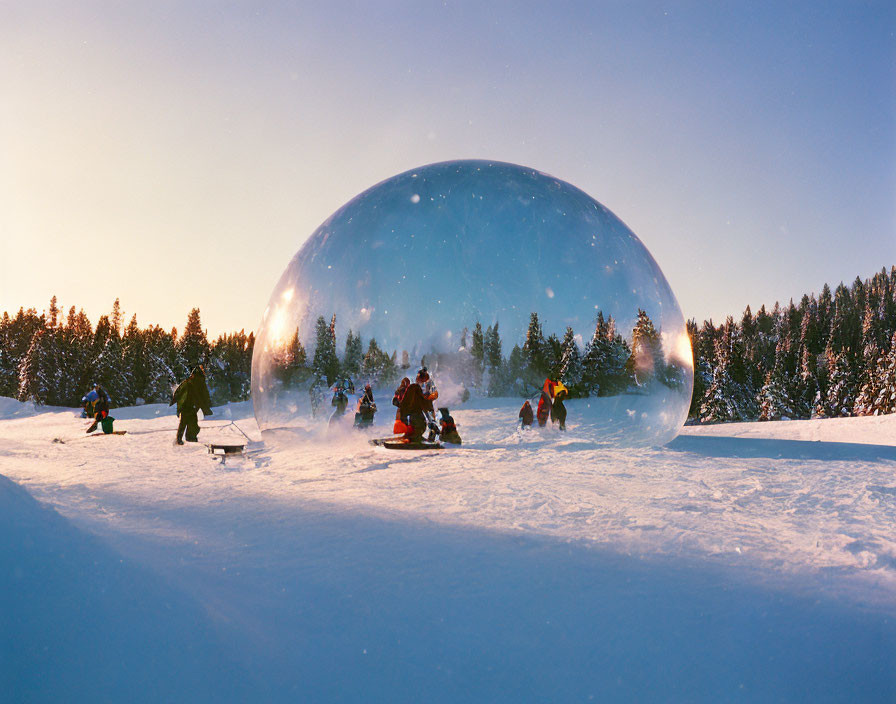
(170, 365), (212, 445)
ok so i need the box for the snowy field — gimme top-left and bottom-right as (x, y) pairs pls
(2, 396), (895, 701)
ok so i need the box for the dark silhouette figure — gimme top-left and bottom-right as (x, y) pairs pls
(171, 366), (212, 444)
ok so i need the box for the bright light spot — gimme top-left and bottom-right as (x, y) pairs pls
(545, 287), (555, 299)
(410, 194), (421, 204)
(281, 288), (294, 302)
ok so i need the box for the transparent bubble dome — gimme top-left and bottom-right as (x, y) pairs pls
(252, 160), (693, 445)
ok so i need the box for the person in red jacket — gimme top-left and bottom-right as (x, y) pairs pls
(536, 381), (553, 427)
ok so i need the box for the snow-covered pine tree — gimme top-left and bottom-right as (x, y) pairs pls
(796, 298), (824, 417)
(17, 328), (62, 405)
(207, 330), (255, 404)
(521, 312), (547, 386)
(311, 315), (340, 386)
(61, 307), (95, 406)
(119, 315), (145, 403)
(48, 295), (60, 329)
(483, 323), (505, 396)
(758, 359), (797, 421)
(178, 307), (210, 370)
(0, 312), (17, 397)
(686, 319), (705, 418)
(581, 312), (629, 397)
(626, 309), (663, 388)
(342, 330), (363, 377)
(470, 322), (485, 386)
(699, 317), (754, 422)
(504, 344), (525, 395)
(484, 322), (502, 372)
(544, 333), (563, 380)
(558, 326), (582, 395)
(142, 325), (179, 403)
(111, 298), (123, 336)
(818, 342), (856, 417)
(361, 338), (396, 385)
(92, 314), (125, 406)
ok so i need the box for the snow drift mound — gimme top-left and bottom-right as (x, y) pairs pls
(0, 396), (40, 419)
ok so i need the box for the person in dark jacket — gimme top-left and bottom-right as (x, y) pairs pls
(354, 384), (377, 428)
(330, 382), (349, 426)
(551, 388), (568, 431)
(518, 399), (534, 429)
(398, 381), (427, 442)
(170, 366), (212, 444)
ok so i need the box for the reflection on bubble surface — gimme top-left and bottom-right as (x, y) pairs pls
(252, 160), (692, 445)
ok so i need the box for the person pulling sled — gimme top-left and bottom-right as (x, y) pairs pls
(171, 366), (212, 444)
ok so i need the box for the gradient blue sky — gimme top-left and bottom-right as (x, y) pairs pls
(2, 1), (894, 337)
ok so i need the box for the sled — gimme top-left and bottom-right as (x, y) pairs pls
(369, 437), (443, 451)
(88, 430), (128, 437)
(207, 442), (246, 464)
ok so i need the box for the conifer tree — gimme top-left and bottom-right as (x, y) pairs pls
(626, 309), (663, 387)
(142, 325), (179, 403)
(699, 318), (754, 422)
(521, 313), (546, 384)
(111, 298), (123, 335)
(581, 312), (624, 397)
(484, 323), (502, 372)
(686, 319), (706, 418)
(470, 322), (485, 386)
(48, 296), (60, 329)
(818, 342), (856, 417)
(17, 328), (62, 405)
(342, 330), (363, 376)
(361, 338), (396, 384)
(120, 315), (146, 403)
(178, 307), (210, 370)
(311, 315), (339, 385)
(92, 314), (125, 405)
(558, 326), (583, 394)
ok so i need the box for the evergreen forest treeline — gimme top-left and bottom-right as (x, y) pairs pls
(1, 299), (252, 408)
(2, 266), (895, 420)
(689, 267), (896, 421)
(270, 308), (687, 401)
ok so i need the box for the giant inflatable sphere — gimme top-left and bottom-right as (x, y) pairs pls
(252, 160), (693, 445)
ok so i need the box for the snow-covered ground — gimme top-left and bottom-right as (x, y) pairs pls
(2, 397), (895, 701)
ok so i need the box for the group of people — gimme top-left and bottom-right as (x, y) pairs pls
(518, 379), (568, 431)
(325, 367), (460, 445)
(88, 364), (567, 445)
(391, 367), (462, 444)
(327, 378), (379, 429)
(80, 366), (213, 443)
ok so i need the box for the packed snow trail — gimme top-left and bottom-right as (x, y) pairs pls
(1, 398), (895, 700)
